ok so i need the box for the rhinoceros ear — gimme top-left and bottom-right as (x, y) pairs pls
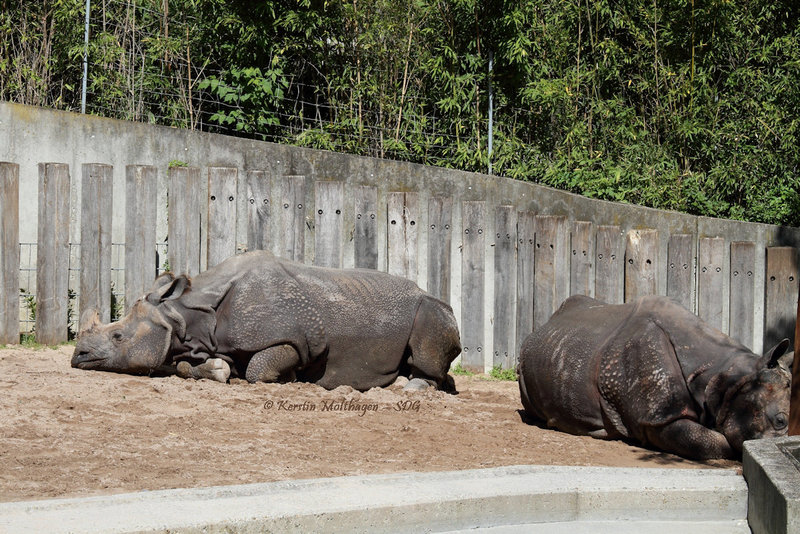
(760, 338), (792, 372)
(146, 274), (191, 304)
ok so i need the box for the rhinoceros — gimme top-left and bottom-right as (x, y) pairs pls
(72, 251), (461, 391)
(518, 295), (792, 459)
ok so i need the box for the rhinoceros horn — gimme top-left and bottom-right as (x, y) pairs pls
(78, 309), (101, 336)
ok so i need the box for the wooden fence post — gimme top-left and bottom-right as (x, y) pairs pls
(387, 192), (419, 281)
(570, 221), (594, 297)
(281, 175), (306, 262)
(461, 201), (486, 372)
(0, 162), (19, 344)
(354, 185), (378, 269)
(515, 211), (536, 354)
(666, 234), (694, 312)
(124, 165), (158, 312)
(625, 229), (658, 302)
(764, 246), (799, 351)
(427, 197), (453, 303)
(730, 241), (756, 349)
(36, 163), (70, 344)
(493, 206), (516, 369)
(595, 225), (623, 304)
(168, 166), (203, 276)
(534, 215), (569, 329)
(207, 167), (238, 268)
(246, 170), (271, 252)
(79, 163), (113, 323)
(791, 275), (800, 435)
(698, 236), (725, 331)
(314, 181), (344, 268)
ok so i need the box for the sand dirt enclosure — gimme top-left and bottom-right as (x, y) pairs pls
(0, 346), (737, 503)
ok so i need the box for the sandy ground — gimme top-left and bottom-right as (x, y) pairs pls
(0, 345), (737, 503)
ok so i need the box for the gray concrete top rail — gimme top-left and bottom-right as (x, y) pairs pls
(0, 465), (747, 534)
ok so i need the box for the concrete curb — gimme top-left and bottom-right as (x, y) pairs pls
(0, 465), (747, 533)
(743, 436), (800, 534)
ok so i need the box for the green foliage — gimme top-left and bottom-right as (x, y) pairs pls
(3, 0), (799, 225)
(488, 365), (517, 381)
(450, 362), (474, 376)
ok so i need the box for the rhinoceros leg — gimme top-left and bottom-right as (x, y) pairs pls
(246, 344), (301, 384)
(644, 419), (735, 460)
(406, 296), (461, 391)
(176, 358), (231, 383)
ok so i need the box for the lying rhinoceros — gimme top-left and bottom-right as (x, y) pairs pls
(72, 251), (461, 391)
(518, 295), (792, 459)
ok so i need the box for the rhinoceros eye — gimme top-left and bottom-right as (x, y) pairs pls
(111, 331), (125, 344)
(773, 413), (788, 430)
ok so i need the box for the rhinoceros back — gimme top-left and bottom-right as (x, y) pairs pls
(519, 295), (634, 436)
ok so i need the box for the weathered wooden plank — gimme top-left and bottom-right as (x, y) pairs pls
(764, 246), (799, 350)
(280, 175), (305, 262)
(354, 185), (378, 270)
(697, 236), (725, 331)
(493, 206), (516, 369)
(666, 234), (694, 312)
(0, 162), (19, 344)
(124, 165), (158, 312)
(207, 167), (238, 268)
(624, 229), (658, 302)
(729, 241), (756, 349)
(595, 225), (623, 304)
(79, 163), (113, 324)
(570, 221), (594, 297)
(460, 201), (485, 372)
(427, 196), (453, 303)
(534, 215), (569, 329)
(387, 192), (419, 280)
(515, 211), (536, 356)
(168, 166), (202, 276)
(36, 163), (70, 344)
(246, 170), (271, 252)
(314, 181), (344, 268)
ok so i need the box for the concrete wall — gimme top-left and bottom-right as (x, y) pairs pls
(1, 101), (799, 361)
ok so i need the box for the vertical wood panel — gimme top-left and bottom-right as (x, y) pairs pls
(570, 221), (594, 297)
(0, 162), (19, 344)
(314, 181), (344, 268)
(125, 165), (157, 312)
(595, 226), (623, 304)
(493, 206), (516, 369)
(516, 211), (536, 354)
(460, 201), (485, 372)
(666, 234), (694, 312)
(387, 192), (419, 280)
(427, 196), (453, 302)
(764, 246), (799, 350)
(281, 175), (305, 262)
(730, 241), (756, 348)
(36, 163), (70, 344)
(168, 166), (202, 276)
(534, 215), (569, 329)
(246, 170), (271, 252)
(625, 229), (658, 302)
(207, 167), (238, 268)
(79, 163), (113, 323)
(354, 185), (378, 269)
(698, 236), (725, 330)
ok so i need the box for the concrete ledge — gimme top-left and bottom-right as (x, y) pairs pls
(0, 465), (747, 534)
(743, 436), (800, 534)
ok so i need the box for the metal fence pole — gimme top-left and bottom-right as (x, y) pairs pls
(81, 0), (90, 113)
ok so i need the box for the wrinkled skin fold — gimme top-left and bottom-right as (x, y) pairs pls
(518, 295), (793, 460)
(72, 251), (461, 391)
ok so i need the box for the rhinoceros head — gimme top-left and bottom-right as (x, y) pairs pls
(71, 273), (190, 374)
(715, 339), (793, 452)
